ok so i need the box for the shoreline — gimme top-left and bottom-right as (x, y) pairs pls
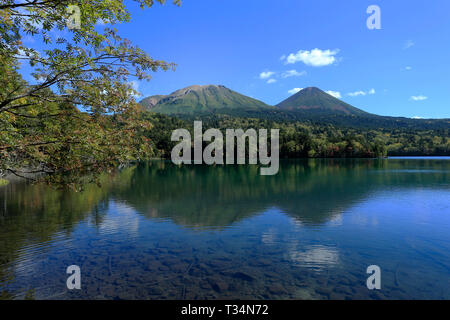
(2, 156), (449, 185)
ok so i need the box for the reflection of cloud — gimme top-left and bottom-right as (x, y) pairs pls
(288, 245), (339, 270)
(328, 213), (343, 226)
(290, 219), (303, 229)
(98, 201), (140, 236)
(350, 212), (379, 227)
(261, 228), (278, 245)
(350, 213), (368, 226)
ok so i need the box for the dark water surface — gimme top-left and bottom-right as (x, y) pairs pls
(0, 159), (449, 300)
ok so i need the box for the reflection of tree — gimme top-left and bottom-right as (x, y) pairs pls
(0, 170), (134, 285)
(113, 159), (449, 227)
(0, 159), (448, 290)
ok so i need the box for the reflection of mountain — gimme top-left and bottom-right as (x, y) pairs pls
(110, 159), (450, 228)
(1, 159), (449, 294)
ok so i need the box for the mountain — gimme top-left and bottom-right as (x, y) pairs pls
(139, 85), (449, 129)
(274, 87), (449, 129)
(140, 85), (274, 115)
(276, 87), (370, 116)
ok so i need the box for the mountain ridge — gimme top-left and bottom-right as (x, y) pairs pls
(139, 84), (449, 129)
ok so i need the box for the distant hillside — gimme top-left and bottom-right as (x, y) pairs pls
(276, 87), (370, 116)
(139, 85), (450, 130)
(140, 85), (274, 115)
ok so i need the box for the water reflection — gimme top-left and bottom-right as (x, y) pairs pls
(0, 159), (449, 299)
(112, 159), (449, 228)
(98, 202), (140, 237)
(288, 245), (340, 271)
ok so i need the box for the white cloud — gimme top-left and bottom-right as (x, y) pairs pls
(128, 80), (141, 98)
(281, 69), (307, 78)
(348, 90), (366, 97)
(404, 40), (415, 49)
(283, 48), (339, 67)
(280, 55), (286, 61)
(259, 71), (275, 79)
(405, 66), (412, 70)
(267, 78), (277, 84)
(410, 95), (427, 101)
(288, 88), (303, 95)
(412, 116), (424, 119)
(347, 88), (375, 97)
(326, 90), (342, 99)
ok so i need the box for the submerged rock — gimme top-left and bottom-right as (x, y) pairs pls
(267, 283), (287, 295)
(209, 279), (229, 293)
(232, 272), (254, 282)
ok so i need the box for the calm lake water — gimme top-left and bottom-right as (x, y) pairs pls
(0, 158), (449, 300)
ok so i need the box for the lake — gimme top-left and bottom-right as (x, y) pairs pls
(0, 158), (449, 300)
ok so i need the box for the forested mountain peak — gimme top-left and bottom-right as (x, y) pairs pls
(139, 85), (273, 114)
(276, 87), (370, 116)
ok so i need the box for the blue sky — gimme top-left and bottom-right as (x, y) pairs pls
(111, 0), (449, 119)
(19, 0), (450, 119)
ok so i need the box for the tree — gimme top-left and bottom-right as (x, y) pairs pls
(0, 0), (179, 186)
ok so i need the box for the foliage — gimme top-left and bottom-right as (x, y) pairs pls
(0, 64), (154, 187)
(0, 0), (179, 186)
(143, 113), (450, 159)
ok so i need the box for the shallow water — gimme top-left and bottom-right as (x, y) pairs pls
(0, 159), (449, 300)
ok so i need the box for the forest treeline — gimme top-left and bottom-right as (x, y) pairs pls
(141, 113), (450, 159)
